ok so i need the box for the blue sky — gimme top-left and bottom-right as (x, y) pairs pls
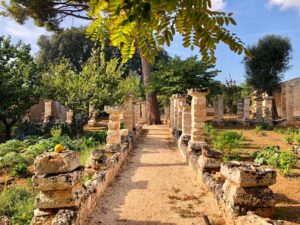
(0, 0), (300, 83)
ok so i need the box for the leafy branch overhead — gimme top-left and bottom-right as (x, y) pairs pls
(87, 0), (250, 63)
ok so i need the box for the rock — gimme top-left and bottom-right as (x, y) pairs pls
(51, 209), (77, 225)
(34, 151), (80, 175)
(91, 149), (105, 160)
(235, 213), (274, 225)
(222, 180), (275, 207)
(187, 141), (207, 153)
(120, 129), (129, 137)
(105, 144), (121, 153)
(202, 147), (222, 158)
(198, 155), (222, 169)
(31, 209), (55, 225)
(32, 169), (83, 191)
(220, 162), (276, 187)
(36, 183), (83, 209)
(0, 217), (11, 225)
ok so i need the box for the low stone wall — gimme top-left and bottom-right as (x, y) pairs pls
(173, 134), (279, 225)
(31, 125), (143, 225)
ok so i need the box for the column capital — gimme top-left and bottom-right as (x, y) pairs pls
(188, 88), (210, 97)
(104, 106), (123, 114)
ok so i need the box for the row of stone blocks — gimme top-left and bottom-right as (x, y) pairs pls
(173, 133), (278, 225)
(31, 127), (141, 225)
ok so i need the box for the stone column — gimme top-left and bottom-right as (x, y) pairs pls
(213, 95), (224, 124)
(243, 97), (251, 122)
(173, 95), (179, 131)
(44, 100), (53, 122)
(88, 104), (96, 127)
(188, 88), (209, 147)
(286, 85), (294, 123)
(263, 96), (273, 123)
(66, 110), (73, 124)
(141, 101), (147, 124)
(123, 96), (134, 132)
(169, 97), (174, 128)
(255, 97), (263, 122)
(237, 99), (244, 122)
(134, 102), (141, 126)
(164, 106), (170, 125)
(104, 106), (123, 153)
(179, 102), (191, 147)
(176, 94), (186, 134)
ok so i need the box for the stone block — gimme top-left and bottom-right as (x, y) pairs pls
(235, 213), (275, 225)
(202, 147), (222, 158)
(34, 151), (80, 175)
(36, 183), (83, 209)
(0, 217), (11, 225)
(222, 180), (275, 207)
(33, 168), (83, 191)
(31, 209), (55, 225)
(220, 162), (276, 187)
(198, 155), (222, 169)
(51, 209), (77, 225)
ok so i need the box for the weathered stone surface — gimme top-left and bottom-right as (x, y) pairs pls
(235, 213), (275, 225)
(51, 209), (77, 225)
(91, 149), (105, 160)
(34, 151), (80, 175)
(198, 155), (222, 169)
(222, 180), (275, 207)
(120, 129), (129, 137)
(0, 217), (11, 225)
(36, 183), (83, 209)
(220, 162), (276, 187)
(31, 209), (55, 225)
(105, 144), (121, 153)
(202, 147), (222, 158)
(188, 141), (207, 153)
(33, 168), (83, 191)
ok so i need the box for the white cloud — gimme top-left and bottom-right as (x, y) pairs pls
(210, 0), (227, 11)
(268, 0), (300, 13)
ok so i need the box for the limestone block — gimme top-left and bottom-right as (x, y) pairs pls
(31, 209), (55, 225)
(34, 151), (80, 175)
(36, 183), (83, 209)
(108, 121), (120, 130)
(32, 169), (83, 191)
(222, 180), (275, 207)
(51, 209), (76, 225)
(120, 129), (129, 136)
(198, 155), (222, 169)
(0, 217), (11, 225)
(202, 148), (222, 158)
(235, 213), (275, 225)
(220, 162), (276, 187)
(90, 149), (105, 160)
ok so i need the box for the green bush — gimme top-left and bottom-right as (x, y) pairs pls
(0, 185), (35, 225)
(294, 133), (300, 144)
(256, 121), (274, 131)
(11, 163), (27, 177)
(285, 135), (294, 145)
(254, 146), (297, 174)
(213, 131), (243, 157)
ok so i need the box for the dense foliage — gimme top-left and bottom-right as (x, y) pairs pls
(0, 36), (42, 140)
(244, 35), (292, 95)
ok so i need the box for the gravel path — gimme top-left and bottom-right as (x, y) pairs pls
(87, 125), (222, 225)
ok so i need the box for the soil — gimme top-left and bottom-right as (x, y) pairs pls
(87, 125), (223, 225)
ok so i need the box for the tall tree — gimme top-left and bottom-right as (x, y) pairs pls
(0, 36), (41, 140)
(244, 34), (292, 96)
(3, 0), (249, 124)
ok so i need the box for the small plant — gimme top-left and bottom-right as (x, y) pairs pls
(294, 133), (300, 145)
(213, 131), (243, 158)
(11, 163), (28, 177)
(285, 135), (293, 145)
(254, 125), (267, 136)
(51, 127), (62, 138)
(254, 146), (297, 175)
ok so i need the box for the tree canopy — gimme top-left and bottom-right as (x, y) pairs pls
(0, 36), (41, 140)
(244, 34), (292, 95)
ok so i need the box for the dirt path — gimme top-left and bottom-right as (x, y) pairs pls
(86, 125), (222, 225)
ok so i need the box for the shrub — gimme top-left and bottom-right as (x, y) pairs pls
(213, 131), (243, 157)
(285, 135), (294, 145)
(0, 185), (35, 225)
(256, 121), (274, 131)
(254, 146), (297, 174)
(50, 127), (62, 138)
(11, 163), (28, 177)
(295, 133), (300, 144)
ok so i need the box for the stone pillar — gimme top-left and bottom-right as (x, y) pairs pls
(188, 88), (209, 144)
(263, 96), (273, 123)
(169, 97), (174, 128)
(179, 102), (191, 147)
(88, 104), (96, 127)
(237, 99), (244, 122)
(66, 110), (73, 124)
(44, 100), (53, 122)
(141, 101), (146, 124)
(31, 151), (82, 224)
(104, 106), (123, 152)
(213, 95), (224, 124)
(164, 106), (170, 125)
(255, 97), (263, 122)
(134, 102), (141, 126)
(123, 96), (134, 132)
(173, 95), (179, 131)
(243, 97), (251, 122)
(220, 162), (276, 223)
(176, 94), (186, 134)
(286, 85), (294, 123)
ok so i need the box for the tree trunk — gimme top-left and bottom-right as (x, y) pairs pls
(5, 124), (12, 140)
(140, 54), (161, 125)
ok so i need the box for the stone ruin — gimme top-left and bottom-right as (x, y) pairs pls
(31, 102), (144, 225)
(170, 88), (279, 225)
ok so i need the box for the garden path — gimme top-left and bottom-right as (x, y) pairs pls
(86, 125), (222, 225)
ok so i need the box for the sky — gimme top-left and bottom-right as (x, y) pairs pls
(0, 0), (300, 83)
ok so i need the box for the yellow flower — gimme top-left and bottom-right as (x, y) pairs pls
(54, 144), (64, 153)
